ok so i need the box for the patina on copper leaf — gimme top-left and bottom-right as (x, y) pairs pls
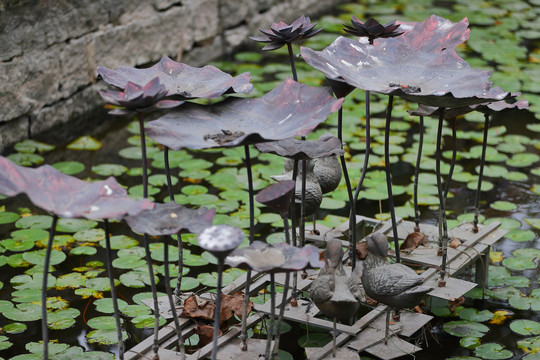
(225, 241), (323, 273)
(97, 56), (253, 99)
(392, 15), (470, 52)
(301, 35), (511, 108)
(125, 202), (215, 236)
(256, 133), (344, 160)
(0, 156), (153, 220)
(145, 78), (344, 150)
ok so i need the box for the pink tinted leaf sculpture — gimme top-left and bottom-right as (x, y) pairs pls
(97, 56), (253, 99)
(256, 133), (344, 160)
(0, 156), (153, 220)
(409, 97), (529, 119)
(301, 35), (512, 108)
(125, 202), (216, 236)
(255, 180), (296, 218)
(145, 78), (344, 150)
(225, 241), (323, 273)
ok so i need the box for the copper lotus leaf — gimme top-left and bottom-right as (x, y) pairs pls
(125, 202), (215, 236)
(256, 133), (343, 160)
(301, 35), (511, 108)
(97, 56), (253, 99)
(225, 241), (323, 272)
(255, 180), (295, 217)
(410, 98), (529, 119)
(0, 156), (153, 220)
(145, 78), (344, 150)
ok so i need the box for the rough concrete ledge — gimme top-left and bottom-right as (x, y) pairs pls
(0, 0), (346, 153)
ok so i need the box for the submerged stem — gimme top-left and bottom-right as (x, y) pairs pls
(384, 95), (400, 263)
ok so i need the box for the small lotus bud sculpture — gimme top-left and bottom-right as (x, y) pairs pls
(343, 17), (403, 44)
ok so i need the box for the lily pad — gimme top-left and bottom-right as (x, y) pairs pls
(517, 336), (540, 354)
(502, 257), (537, 271)
(22, 249), (66, 266)
(14, 139), (55, 153)
(4, 322), (27, 334)
(91, 163), (128, 177)
(443, 320), (490, 337)
(112, 255), (146, 270)
(67, 136), (102, 151)
(73, 228), (105, 243)
(473, 342), (513, 360)
(460, 336), (481, 349)
(510, 319), (540, 336)
(56, 218), (98, 233)
(504, 229), (535, 243)
(99, 235), (138, 249)
(489, 201), (517, 212)
(458, 308), (493, 322)
(15, 215), (53, 229)
(86, 329), (128, 345)
(70, 246), (97, 256)
(0, 211), (20, 224)
(51, 161), (85, 175)
(506, 153), (539, 168)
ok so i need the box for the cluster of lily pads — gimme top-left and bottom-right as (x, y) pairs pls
(0, 1), (539, 360)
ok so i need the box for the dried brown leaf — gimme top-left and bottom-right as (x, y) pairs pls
(400, 232), (427, 252)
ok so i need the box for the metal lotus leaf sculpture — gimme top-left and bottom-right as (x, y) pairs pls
(394, 15), (470, 52)
(250, 15), (323, 51)
(256, 133), (344, 160)
(301, 35), (511, 108)
(98, 77), (183, 115)
(97, 56), (253, 99)
(197, 225), (244, 261)
(343, 17), (403, 43)
(0, 156), (153, 220)
(410, 98), (529, 119)
(225, 241), (323, 273)
(145, 78), (344, 150)
(125, 202), (216, 236)
(255, 180), (296, 218)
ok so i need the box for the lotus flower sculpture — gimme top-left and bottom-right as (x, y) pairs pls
(97, 56), (253, 99)
(343, 17), (403, 44)
(250, 15), (323, 51)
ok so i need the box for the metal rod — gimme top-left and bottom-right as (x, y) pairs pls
(353, 90), (371, 204)
(435, 108), (449, 285)
(384, 95), (400, 262)
(413, 116), (424, 232)
(444, 118), (457, 202)
(287, 43), (298, 82)
(473, 113), (490, 233)
(104, 219), (124, 359)
(41, 214), (58, 360)
(265, 274), (276, 359)
(138, 114), (148, 199)
(211, 260), (224, 360)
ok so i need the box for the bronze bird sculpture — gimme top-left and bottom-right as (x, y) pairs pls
(362, 232), (433, 343)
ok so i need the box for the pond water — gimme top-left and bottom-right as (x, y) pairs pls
(1, 0), (540, 359)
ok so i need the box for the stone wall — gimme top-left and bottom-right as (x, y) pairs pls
(0, 0), (347, 153)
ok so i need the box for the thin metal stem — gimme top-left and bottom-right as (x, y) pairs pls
(435, 108), (449, 283)
(332, 317), (337, 357)
(104, 219), (124, 359)
(240, 145), (255, 351)
(265, 274), (276, 360)
(290, 160), (299, 301)
(444, 118), (457, 202)
(164, 236), (186, 358)
(143, 233), (160, 356)
(272, 220), (290, 359)
(473, 114), (490, 233)
(211, 260), (224, 360)
(353, 90), (371, 204)
(138, 114), (148, 199)
(413, 116), (424, 231)
(299, 159), (306, 247)
(286, 43), (298, 82)
(384, 96), (400, 263)
(41, 215), (58, 360)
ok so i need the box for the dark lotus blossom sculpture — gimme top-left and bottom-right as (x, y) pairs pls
(125, 202), (215, 236)
(256, 133), (344, 160)
(97, 56), (253, 99)
(225, 241), (323, 272)
(343, 17), (403, 44)
(145, 78), (344, 150)
(250, 15), (323, 51)
(301, 35), (511, 108)
(0, 156), (153, 219)
(98, 77), (183, 115)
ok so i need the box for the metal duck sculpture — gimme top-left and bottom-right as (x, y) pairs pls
(310, 239), (363, 356)
(361, 232), (433, 343)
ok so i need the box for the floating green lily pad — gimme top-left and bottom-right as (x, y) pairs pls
(490, 201), (517, 212)
(73, 228), (105, 243)
(474, 343), (513, 359)
(86, 329), (128, 345)
(91, 163), (127, 177)
(443, 320), (490, 337)
(94, 298), (129, 314)
(87, 316), (120, 330)
(70, 246), (97, 256)
(56, 218), (97, 233)
(458, 308), (493, 322)
(504, 229), (535, 242)
(502, 256), (537, 271)
(52, 161), (85, 175)
(0, 211), (20, 224)
(15, 215), (53, 229)
(3, 302), (42, 321)
(510, 319), (540, 336)
(517, 336), (540, 354)
(99, 235), (138, 249)
(55, 272), (87, 289)
(7, 153), (44, 166)
(460, 336), (481, 349)
(1, 238), (35, 252)
(14, 139), (55, 154)
(132, 314), (166, 328)
(22, 249), (66, 266)
(4, 322), (27, 334)
(507, 153), (539, 168)
(11, 228), (49, 242)
(112, 255), (146, 270)
(67, 136), (102, 150)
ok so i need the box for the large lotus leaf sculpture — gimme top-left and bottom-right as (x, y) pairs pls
(225, 241), (323, 273)
(0, 156), (153, 220)
(125, 202), (215, 236)
(97, 56), (253, 99)
(256, 133), (344, 160)
(392, 15), (470, 52)
(301, 36), (510, 108)
(410, 98), (529, 119)
(145, 78), (344, 150)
